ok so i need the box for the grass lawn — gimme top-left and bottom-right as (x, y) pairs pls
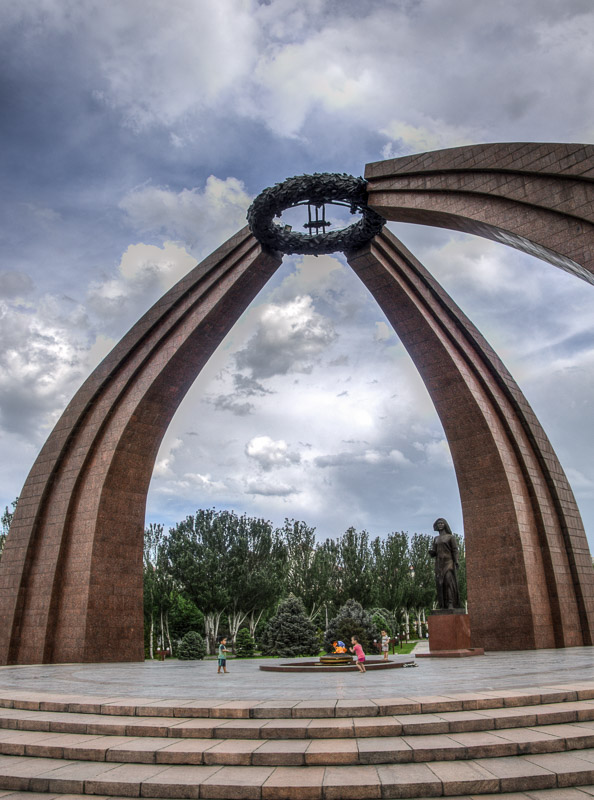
(391, 641), (418, 655)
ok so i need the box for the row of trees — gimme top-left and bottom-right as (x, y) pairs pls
(144, 509), (467, 656)
(0, 499), (466, 657)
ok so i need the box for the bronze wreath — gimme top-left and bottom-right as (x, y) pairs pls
(247, 173), (385, 255)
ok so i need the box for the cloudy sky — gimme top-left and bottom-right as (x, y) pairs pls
(1, 0), (594, 548)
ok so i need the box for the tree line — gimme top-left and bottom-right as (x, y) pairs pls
(144, 509), (467, 657)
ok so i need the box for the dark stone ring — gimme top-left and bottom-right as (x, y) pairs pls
(247, 172), (385, 255)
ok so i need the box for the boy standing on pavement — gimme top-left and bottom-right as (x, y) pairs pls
(218, 637), (229, 674)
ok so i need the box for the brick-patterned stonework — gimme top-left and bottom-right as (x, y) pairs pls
(365, 142), (594, 283)
(0, 229), (282, 665)
(347, 229), (594, 651)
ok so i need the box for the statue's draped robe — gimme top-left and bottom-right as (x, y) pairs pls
(430, 533), (461, 609)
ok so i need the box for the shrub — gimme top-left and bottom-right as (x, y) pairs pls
(371, 610), (392, 638)
(235, 627), (255, 658)
(178, 631), (206, 660)
(324, 599), (379, 654)
(261, 595), (319, 658)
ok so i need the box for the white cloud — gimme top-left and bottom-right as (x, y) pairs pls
(380, 119), (474, 158)
(315, 447), (409, 469)
(235, 295), (337, 379)
(10, 0), (260, 131)
(245, 479), (298, 497)
(245, 435), (301, 471)
(413, 438), (454, 469)
(120, 177), (252, 256)
(86, 241), (196, 326)
(374, 321), (392, 342)
(153, 438), (183, 479)
(0, 297), (88, 438)
(270, 255), (345, 303)
(8, 1), (594, 147)
(182, 472), (228, 492)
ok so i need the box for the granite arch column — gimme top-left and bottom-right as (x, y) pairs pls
(0, 229), (282, 664)
(347, 228), (594, 650)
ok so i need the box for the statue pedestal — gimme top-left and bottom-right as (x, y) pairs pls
(416, 610), (484, 658)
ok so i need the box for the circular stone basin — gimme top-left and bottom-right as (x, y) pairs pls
(318, 655), (354, 666)
(259, 658), (416, 673)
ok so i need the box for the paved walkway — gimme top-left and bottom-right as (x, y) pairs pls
(0, 646), (592, 701)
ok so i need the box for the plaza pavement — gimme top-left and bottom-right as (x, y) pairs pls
(0, 644), (592, 702)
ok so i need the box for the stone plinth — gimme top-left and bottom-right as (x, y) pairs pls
(417, 611), (484, 656)
(428, 611), (471, 651)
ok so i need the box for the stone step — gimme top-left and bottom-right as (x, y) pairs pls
(0, 684), (592, 720)
(1, 701), (593, 740)
(0, 790), (593, 800)
(1, 721), (594, 767)
(1, 750), (594, 798)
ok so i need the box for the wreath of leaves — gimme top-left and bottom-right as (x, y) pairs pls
(247, 173), (386, 255)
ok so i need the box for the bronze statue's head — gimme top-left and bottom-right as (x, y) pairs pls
(433, 518), (452, 535)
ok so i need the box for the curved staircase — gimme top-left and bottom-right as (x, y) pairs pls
(0, 686), (593, 798)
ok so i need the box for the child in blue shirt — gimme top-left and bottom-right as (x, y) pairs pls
(218, 637), (229, 674)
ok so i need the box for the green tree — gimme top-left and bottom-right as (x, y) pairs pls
(324, 599), (379, 654)
(336, 528), (374, 608)
(406, 533), (436, 637)
(309, 537), (341, 626)
(371, 608), (395, 638)
(166, 509), (289, 653)
(143, 523), (174, 658)
(178, 631), (206, 660)
(226, 514), (288, 644)
(261, 595), (320, 657)
(371, 531), (410, 619)
(168, 594), (205, 643)
(282, 519), (319, 616)
(0, 497), (18, 562)
(281, 520), (340, 623)
(235, 627), (255, 658)
(166, 510), (231, 653)
(455, 534), (468, 607)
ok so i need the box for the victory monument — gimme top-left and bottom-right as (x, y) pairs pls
(0, 142), (593, 664)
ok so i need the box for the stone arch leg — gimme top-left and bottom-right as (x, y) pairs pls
(0, 229), (282, 665)
(365, 143), (594, 283)
(347, 228), (594, 651)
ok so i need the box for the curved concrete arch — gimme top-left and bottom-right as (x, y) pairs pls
(0, 229), (282, 664)
(347, 228), (594, 650)
(365, 142), (594, 283)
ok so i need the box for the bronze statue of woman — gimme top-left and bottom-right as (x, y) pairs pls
(429, 518), (461, 609)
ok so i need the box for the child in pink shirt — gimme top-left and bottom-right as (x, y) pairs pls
(350, 636), (366, 673)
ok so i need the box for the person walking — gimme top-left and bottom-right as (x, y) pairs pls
(350, 636), (366, 673)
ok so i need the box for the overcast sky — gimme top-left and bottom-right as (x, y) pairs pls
(1, 0), (594, 549)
